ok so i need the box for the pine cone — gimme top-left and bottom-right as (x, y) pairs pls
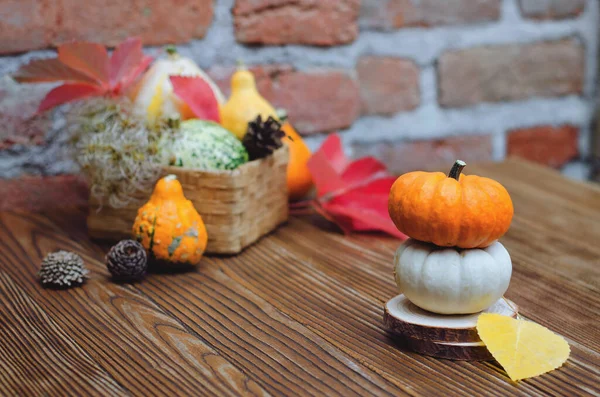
(242, 115), (286, 160)
(39, 251), (89, 288)
(106, 240), (147, 281)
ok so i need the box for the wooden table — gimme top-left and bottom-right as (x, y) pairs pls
(0, 158), (598, 396)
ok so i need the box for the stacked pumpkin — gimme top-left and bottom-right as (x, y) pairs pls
(388, 160), (514, 314)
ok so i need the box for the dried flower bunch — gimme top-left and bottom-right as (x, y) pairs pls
(38, 251), (89, 288)
(106, 240), (148, 280)
(69, 98), (180, 208)
(243, 115), (286, 160)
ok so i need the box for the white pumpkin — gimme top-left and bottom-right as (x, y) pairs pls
(394, 239), (512, 314)
(131, 46), (225, 123)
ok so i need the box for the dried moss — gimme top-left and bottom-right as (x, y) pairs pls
(68, 98), (180, 208)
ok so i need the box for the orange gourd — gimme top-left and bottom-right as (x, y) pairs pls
(281, 120), (313, 201)
(388, 160), (513, 248)
(133, 175), (208, 265)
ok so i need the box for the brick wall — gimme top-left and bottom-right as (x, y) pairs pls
(0, 0), (598, 209)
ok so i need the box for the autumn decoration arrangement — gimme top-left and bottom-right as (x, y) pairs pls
(16, 35), (573, 386)
(384, 161), (570, 381)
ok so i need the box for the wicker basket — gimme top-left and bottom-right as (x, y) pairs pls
(87, 146), (289, 254)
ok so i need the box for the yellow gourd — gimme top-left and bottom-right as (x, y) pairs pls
(131, 46), (225, 124)
(219, 64), (278, 140)
(133, 175), (208, 266)
(219, 65), (314, 200)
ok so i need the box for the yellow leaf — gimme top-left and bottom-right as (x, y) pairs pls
(477, 313), (570, 381)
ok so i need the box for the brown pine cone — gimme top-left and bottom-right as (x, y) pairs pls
(106, 240), (147, 281)
(242, 115), (286, 160)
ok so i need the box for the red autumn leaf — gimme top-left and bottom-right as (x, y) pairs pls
(58, 42), (110, 87)
(298, 133), (407, 239)
(307, 137), (347, 197)
(322, 177), (406, 238)
(320, 133), (348, 173)
(341, 157), (388, 188)
(169, 76), (220, 123)
(38, 83), (104, 112)
(109, 37), (151, 94)
(13, 37), (152, 113)
(109, 37), (143, 86)
(117, 55), (152, 95)
(12, 58), (97, 84)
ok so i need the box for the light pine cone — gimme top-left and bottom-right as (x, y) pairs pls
(38, 251), (89, 288)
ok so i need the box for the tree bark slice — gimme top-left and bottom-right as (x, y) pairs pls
(388, 335), (493, 361)
(383, 294), (518, 343)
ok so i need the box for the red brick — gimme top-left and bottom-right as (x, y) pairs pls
(54, 0), (214, 47)
(0, 81), (53, 149)
(361, 0), (501, 30)
(352, 135), (493, 174)
(0, 0), (56, 54)
(233, 0), (360, 46)
(0, 0), (214, 53)
(438, 39), (584, 108)
(209, 65), (360, 134)
(0, 175), (89, 212)
(507, 125), (579, 168)
(519, 0), (585, 20)
(357, 56), (420, 116)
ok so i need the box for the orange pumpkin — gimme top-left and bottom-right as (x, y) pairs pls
(388, 160), (513, 248)
(281, 121), (313, 201)
(133, 175), (208, 265)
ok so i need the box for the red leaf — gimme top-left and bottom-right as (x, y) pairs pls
(327, 179), (395, 225)
(169, 76), (220, 122)
(307, 134), (347, 197)
(14, 37), (149, 112)
(341, 157), (388, 187)
(37, 83), (104, 113)
(58, 42), (110, 88)
(303, 133), (405, 239)
(109, 37), (144, 88)
(119, 55), (153, 94)
(343, 177), (397, 196)
(323, 202), (407, 239)
(319, 134), (348, 173)
(12, 58), (97, 84)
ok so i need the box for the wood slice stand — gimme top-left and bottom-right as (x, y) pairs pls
(384, 294), (518, 361)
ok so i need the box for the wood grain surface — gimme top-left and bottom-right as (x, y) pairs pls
(0, 158), (598, 396)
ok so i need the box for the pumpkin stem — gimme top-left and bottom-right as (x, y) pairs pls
(448, 160), (466, 180)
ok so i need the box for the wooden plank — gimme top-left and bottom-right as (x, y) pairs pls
(0, 211), (270, 397)
(132, 261), (402, 396)
(0, 159), (598, 396)
(0, 271), (126, 396)
(0, 211), (402, 397)
(43, 215), (416, 395)
(213, 220), (599, 396)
